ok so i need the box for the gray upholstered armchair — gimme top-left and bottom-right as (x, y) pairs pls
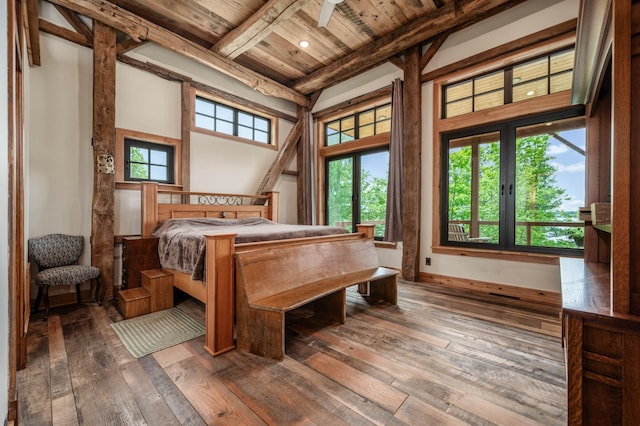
(28, 234), (101, 320)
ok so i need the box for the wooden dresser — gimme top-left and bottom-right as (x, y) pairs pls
(121, 236), (161, 289)
(560, 258), (640, 425)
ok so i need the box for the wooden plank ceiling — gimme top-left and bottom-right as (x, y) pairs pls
(32, 0), (527, 103)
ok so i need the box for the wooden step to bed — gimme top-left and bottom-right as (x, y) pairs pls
(118, 269), (174, 319)
(141, 269), (174, 312)
(118, 287), (151, 319)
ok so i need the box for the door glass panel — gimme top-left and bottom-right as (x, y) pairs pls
(515, 117), (586, 248)
(447, 131), (500, 243)
(327, 157), (353, 232)
(360, 151), (389, 238)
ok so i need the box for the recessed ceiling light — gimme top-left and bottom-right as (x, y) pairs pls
(526, 90), (535, 96)
(513, 77), (521, 84)
(299, 40), (309, 48)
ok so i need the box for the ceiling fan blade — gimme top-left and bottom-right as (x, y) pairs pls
(318, 0), (343, 27)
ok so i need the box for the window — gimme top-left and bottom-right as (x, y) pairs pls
(325, 104), (391, 146)
(194, 95), (272, 144)
(326, 148), (389, 239)
(441, 108), (585, 255)
(124, 139), (174, 184)
(115, 128), (181, 189)
(319, 97), (392, 240)
(443, 48), (575, 118)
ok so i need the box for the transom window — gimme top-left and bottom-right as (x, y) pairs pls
(125, 138), (174, 184)
(325, 103), (391, 146)
(443, 48), (575, 118)
(195, 96), (271, 144)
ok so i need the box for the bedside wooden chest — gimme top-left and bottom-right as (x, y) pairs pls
(122, 236), (161, 289)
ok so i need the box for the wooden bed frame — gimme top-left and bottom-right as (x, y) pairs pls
(139, 182), (375, 357)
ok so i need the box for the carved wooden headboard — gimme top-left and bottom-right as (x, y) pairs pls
(140, 182), (279, 238)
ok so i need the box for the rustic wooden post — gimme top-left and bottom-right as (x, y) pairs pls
(255, 118), (303, 196)
(181, 81), (191, 192)
(402, 45), (422, 281)
(297, 106), (316, 224)
(92, 21), (116, 301)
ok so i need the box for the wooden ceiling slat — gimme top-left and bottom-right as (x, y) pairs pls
(257, 32), (326, 75)
(119, 0), (235, 39)
(240, 40), (309, 81)
(271, 13), (352, 65)
(303, 0), (372, 47)
(199, 0), (265, 25)
(111, 1), (218, 48)
(292, 0), (527, 94)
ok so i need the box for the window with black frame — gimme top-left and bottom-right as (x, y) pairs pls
(194, 95), (271, 144)
(124, 138), (174, 184)
(325, 104), (391, 146)
(325, 148), (389, 239)
(441, 108), (586, 255)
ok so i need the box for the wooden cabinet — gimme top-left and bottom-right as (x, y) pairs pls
(561, 258), (640, 425)
(567, 0), (640, 423)
(121, 237), (161, 289)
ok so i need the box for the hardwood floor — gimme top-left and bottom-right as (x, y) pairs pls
(17, 280), (566, 425)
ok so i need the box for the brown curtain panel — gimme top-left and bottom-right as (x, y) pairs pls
(384, 78), (404, 241)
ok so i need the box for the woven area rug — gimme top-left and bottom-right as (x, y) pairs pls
(111, 308), (205, 358)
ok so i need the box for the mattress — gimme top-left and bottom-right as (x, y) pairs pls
(152, 217), (349, 280)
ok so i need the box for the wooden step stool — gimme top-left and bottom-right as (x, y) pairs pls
(141, 269), (174, 312)
(118, 287), (151, 319)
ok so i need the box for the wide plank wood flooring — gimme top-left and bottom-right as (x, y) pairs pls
(18, 280), (566, 425)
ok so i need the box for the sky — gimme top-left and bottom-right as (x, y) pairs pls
(546, 128), (586, 215)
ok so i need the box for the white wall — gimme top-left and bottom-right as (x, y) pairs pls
(28, 34), (94, 298)
(314, 0), (579, 293)
(1, 3), (10, 421)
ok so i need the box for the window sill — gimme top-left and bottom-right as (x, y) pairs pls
(375, 241), (397, 249)
(432, 245), (565, 265)
(192, 127), (277, 150)
(116, 181), (183, 191)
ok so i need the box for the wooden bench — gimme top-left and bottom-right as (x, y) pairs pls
(234, 236), (398, 360)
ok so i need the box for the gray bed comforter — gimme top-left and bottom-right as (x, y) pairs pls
(152, 217), (349, 281)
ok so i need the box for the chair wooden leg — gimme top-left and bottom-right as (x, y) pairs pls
(76, 283), (81, 304)
(43, 285), (50, 321)
(94, 275), (102, 305)
(33, 286), (43, 313)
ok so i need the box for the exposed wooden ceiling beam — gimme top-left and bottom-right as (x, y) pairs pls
(213, 0), (309, 60)
(420, 32), (449, 72)
(53, 4), (93, 40)
(24, 0), (41, 66)
(291, 0), (526, 94)
(45, 0), (310, 106)
(388, 55), (405, 70)
(308, 90), (323, 110)
(256, 119), (304, 195)
(116, 38), (146, 55)
(40, 19), (92, 48)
